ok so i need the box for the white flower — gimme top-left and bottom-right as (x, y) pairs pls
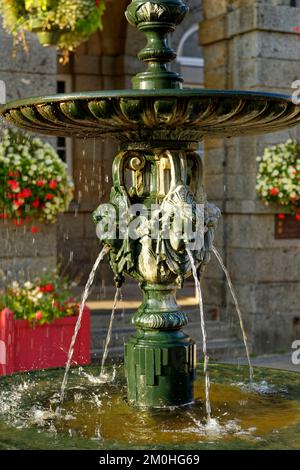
(24, 281), (33, 290)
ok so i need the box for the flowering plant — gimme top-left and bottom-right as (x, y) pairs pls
(256, 139), (300, 220)
(0, 0), (106, 61)
(0, 128), (73, 232)
(0, 271), (79, 325)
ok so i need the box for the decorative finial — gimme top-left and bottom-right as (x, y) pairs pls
(125, 0), (189, 89)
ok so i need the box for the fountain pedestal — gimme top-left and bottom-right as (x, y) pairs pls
(125, 284), (196, 407)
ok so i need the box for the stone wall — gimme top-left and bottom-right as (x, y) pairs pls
(0, 21), (57, 102)
(0, 20), (58, 285)
(0, 223), (57, 288)
(200, 0), (300, 353)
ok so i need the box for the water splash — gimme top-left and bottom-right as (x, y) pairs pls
(186, 248), (211, 423)
(212, 246), (254, 383)
(59, 245), (110, 405)
(99, 288), (121, 381)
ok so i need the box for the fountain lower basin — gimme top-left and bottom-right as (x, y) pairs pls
(1, 364), (300, 450)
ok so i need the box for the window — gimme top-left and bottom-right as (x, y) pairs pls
(176, 24), (204, 89)
(56, 76), (73, 177)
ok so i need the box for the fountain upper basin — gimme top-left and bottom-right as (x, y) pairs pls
(1, 89), (300, 143)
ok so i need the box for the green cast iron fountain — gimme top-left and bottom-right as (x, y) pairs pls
(1, 0), (300, 419)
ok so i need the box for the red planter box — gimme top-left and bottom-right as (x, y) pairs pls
(0, 307), (90, 376)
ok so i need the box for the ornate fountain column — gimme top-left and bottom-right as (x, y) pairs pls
(94, 0), (220, 407)
(4, 0), (297, 412)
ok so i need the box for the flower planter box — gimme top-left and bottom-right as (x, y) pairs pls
(0, 307), (90, 376)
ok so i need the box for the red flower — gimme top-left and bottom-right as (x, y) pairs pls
(0, 213), (8, 219)
(7, 180), (19, 191)
(25, 217), (31, 225)
(36, 180), (45, 187)
(278, 214), (286, 220)
(19, 188), (32, 198)
(13, 219), (23, 227)
(296, 214), (300, 221)
(40, 283), (54, 293)
(49, 180), (58, 189)
(13, 200), (24, 208)
(35, 311), (43, 321)
(45, 193), (54, 200)
(31, 226), (40, 234)
(53, 301), (60, 308)
(32, 199), (40, 208)
(269, 188), (279, 196)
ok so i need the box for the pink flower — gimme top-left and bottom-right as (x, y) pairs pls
(13, 200), (24, 208)
(7, 180), (19, 191)
(35, 311), (43, 321)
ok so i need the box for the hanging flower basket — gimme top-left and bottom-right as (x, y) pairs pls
(29, 17), (64, 46)
(0, 0), (106, 61)
(256, 139), (300, 221)
(0, 128), (74, 233)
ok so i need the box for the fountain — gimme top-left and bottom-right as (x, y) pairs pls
(1, 0), (300, 450)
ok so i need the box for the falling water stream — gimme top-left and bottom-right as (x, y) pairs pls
(99, 288), (121, 380)
(186, 248), (211, 423)
(212, 246), (254, 383)
(59, 245), (110, 405)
